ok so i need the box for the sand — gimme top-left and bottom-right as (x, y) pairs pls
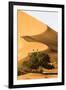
(18, 72), (57, 80)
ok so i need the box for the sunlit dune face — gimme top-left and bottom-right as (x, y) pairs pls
(17, 10), (47, 36)
(18, 39), (48, 60)
(17, 10), (48, 61)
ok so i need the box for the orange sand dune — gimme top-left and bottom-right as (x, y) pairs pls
(22, 27), (57, 52)
(18, 42), (48, 60)
(17, 10), (49, 61)
(17, 10), (57, 60)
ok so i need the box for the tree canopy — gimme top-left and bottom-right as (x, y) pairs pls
(21, 52), (54, 74)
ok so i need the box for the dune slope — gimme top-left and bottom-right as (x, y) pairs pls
(22, 26), (57, 52)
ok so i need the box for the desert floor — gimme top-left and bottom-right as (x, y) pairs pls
(17, 69), (58, 80)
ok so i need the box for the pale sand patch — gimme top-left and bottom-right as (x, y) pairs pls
(17, 73), (57, 80)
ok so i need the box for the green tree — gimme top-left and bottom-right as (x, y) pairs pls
(36, 52), (54, 69)
(21, 52), (54, 74)
(29, 52), (39, 69)
(37, 52), (50, 65)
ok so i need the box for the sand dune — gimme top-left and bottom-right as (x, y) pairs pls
(17, 10), (49, 60)
(18, 10), (57, 62)
(17, 10), (58, 80)
(21, 26), (57, 52)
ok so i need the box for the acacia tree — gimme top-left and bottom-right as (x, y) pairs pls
(21, 52), (54, 74)
(29, 52), (39, 69)
(30, 52), (54, 69)
(37, 52), (50, 64)
(37, 52), (54, 69)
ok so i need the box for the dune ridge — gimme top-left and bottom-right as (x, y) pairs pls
(21, 26), (57, 52)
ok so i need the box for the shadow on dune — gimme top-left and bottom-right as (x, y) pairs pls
(21, 26), (58, 52)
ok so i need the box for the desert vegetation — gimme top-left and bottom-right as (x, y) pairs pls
(18, 52), (55, 76)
